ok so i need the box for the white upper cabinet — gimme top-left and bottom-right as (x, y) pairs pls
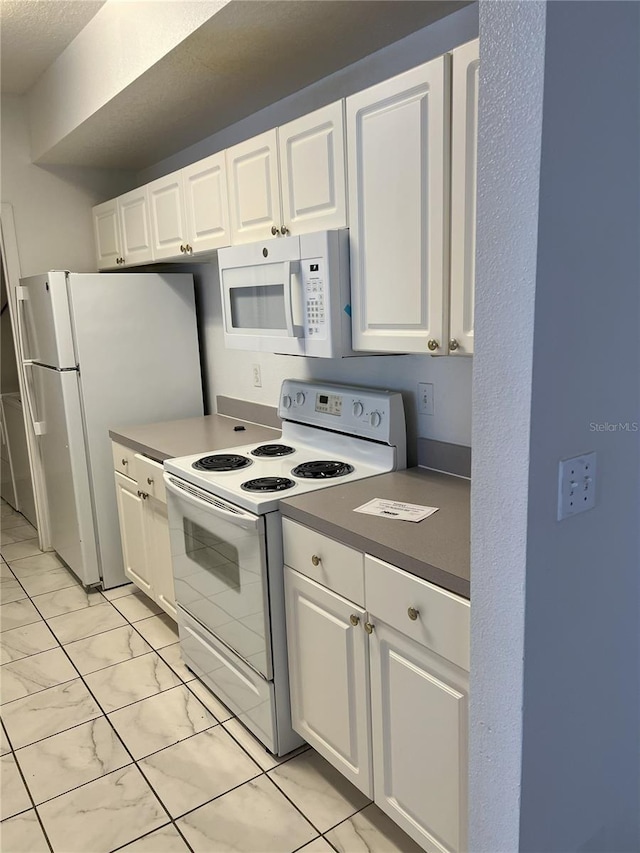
(449, 38), (479, 356)
(347, 57), (449, 354)
(93, 199), (122, 269)
(279, 101), (347, 235)
(227, 129), (282, 244)
(183, 151), (231, 253)
(117, 186), (154, 267)
(227, 103), (348, 245)
(148, 154), (232, 259)
(147, 171), (188, 261)
(94, 188), (153, 269)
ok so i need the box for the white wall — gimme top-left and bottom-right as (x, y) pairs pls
(0, 95), (132, 277)
(140, 6), (479, 461)
(518, 2), (640, 850)
(469, 3), (546, 850)
(471, 2), (640, 851)
(183, 261), (472, 465)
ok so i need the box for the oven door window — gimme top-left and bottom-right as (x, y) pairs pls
(167, 486), (272, 679)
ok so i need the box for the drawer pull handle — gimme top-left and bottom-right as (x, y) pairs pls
(121, 458), (128, 466)
(364, 622), (375, 634)
(407, 607), (419, 621)
(349, 614), (360, 627)
(311, 554), (321, 567)
(147, 477), (154, 485)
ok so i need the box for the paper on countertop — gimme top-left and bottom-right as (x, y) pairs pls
(353, 498), (439, 522)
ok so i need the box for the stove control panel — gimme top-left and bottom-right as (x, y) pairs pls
(279, 380), (406, 456)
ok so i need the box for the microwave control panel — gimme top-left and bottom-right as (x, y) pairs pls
(302, 258), (327, 339)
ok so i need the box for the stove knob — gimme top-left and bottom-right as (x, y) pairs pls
(370, 410), (382, 428)
(352, 401), (364, 418)
(295, 391), (306, 406)
(282, 394), (292, 409)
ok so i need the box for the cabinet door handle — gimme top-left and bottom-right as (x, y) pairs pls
(407, 606), (419, 621)
(271, 225), (279, 236)
(349, 614), (360, 627)
(137, 491), (148, 500)
(180, 244), (186, 253)
(449, 339), (459, 352)
(311, 554), (321, 567)
(122, 458), (128, 466)
(364, 622), (375, 634)
(146, 477), (153, 486)
(280, 225), (289, 236)
(186, 244), (193, 254)
(427, 339), (439, 352)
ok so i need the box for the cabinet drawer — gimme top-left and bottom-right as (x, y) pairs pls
(365, 555), (470, 672)
(112, 441), (136, 478)
(134, 454), (166, 503)
(282, 518), (364, 606)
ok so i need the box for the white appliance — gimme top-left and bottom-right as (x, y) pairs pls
(218, 229), (354, 357)
(164, 379), (406, 754)
(16, 271), (203, 589)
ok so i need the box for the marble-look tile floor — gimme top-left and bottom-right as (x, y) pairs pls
(0, 500), (421, 853)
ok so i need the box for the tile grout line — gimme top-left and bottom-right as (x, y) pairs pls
(1, 716), (56, 852)
(2, 554), (372, 853)
(10, 580), (200, 853)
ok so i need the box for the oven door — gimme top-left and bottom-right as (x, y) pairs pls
(164, 473), (273, 679)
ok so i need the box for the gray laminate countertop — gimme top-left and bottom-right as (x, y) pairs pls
(280, 467), (470, 599)
(109, 414), (281, 463)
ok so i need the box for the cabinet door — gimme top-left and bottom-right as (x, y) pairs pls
(347, 58), (449, 353)
(146, 495), (176, 620)
(183, 152), (231, 253)
(279, 101), (347, 235)
(284, 567), (372, 796)
(148, 171), (188, 260)
(370, 620), (468, 853)
(93, 199), (122, 269)
(117, 187), (154, 265)
(114, 472), (151, 594)
(449, 39), (479, 356)
(226, 129), (282, 244)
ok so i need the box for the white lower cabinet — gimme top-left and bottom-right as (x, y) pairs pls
(114, 471), (151, 595)
(370, 621), (468, 853)
(284, 567), (372, 796)
(112, 442), (176, 619)
(283, 520), (469, 853)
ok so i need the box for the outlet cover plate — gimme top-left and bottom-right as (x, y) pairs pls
(557, 452), (597, 521)
(418, 382), (434, 415)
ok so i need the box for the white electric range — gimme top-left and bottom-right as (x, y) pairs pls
(163, 379), (406, 755)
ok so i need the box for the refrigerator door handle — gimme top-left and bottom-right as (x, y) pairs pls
(15, 285), (33, 362)
(22, 363), (46, 435)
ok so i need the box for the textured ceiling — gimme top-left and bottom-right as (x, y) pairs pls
(0, 0), (106, 94)
(1, 0), (471, 170)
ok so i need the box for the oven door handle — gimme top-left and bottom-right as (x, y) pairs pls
(163, 473), (262, 530)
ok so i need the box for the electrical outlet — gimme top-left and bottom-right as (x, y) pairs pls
(557, 452), (597, 521)
(417, 382), (434, 415)
(252, 364), (262, 388)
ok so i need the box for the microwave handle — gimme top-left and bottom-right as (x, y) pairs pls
(283, 260), (303, 339)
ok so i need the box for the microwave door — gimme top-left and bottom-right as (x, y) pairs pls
(221, 260), (305, 355)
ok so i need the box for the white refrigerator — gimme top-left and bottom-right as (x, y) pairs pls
(16, 271), (203, 590)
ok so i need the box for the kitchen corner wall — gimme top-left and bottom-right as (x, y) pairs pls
(0, 96), (133, 278)
(140, 4), (479, 464)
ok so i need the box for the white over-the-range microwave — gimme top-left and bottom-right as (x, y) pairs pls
(218, 229), (355, 358)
